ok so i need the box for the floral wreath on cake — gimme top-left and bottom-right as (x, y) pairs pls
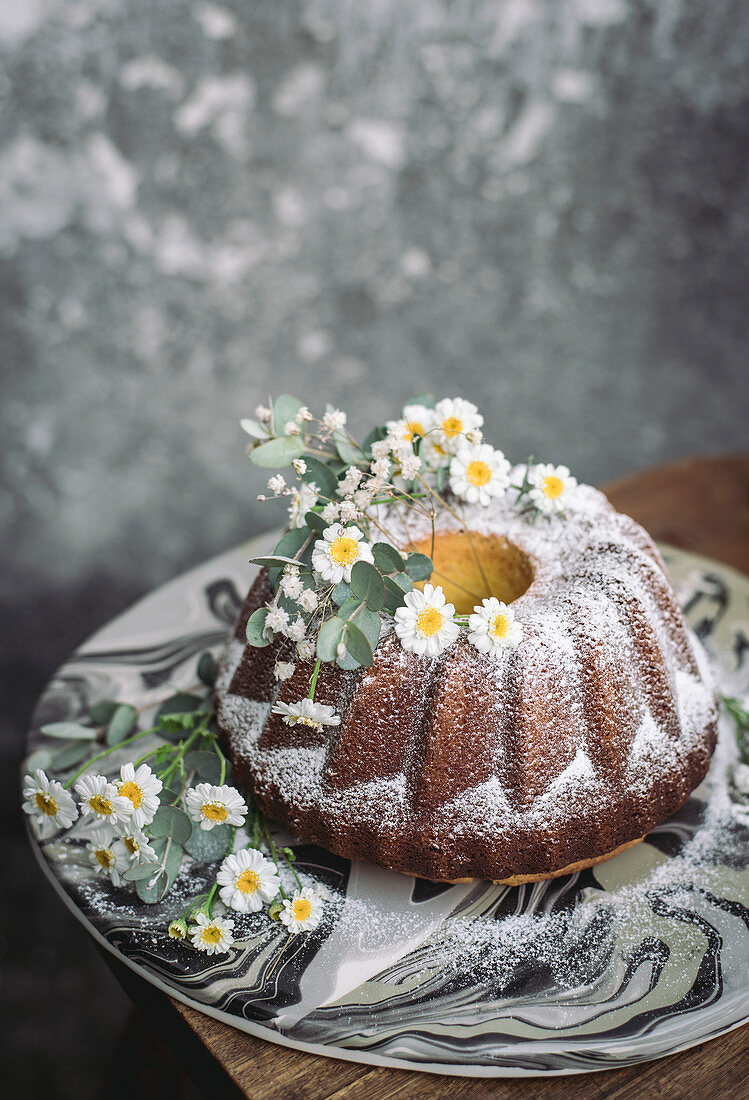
(22, 394), (749, 955)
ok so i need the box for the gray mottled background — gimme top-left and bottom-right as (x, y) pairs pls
(2, 0), (748, 1096)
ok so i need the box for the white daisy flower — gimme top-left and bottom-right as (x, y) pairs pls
(449, 443), (511, 506)
(527, 463), (578, 514)
(87, 828), (130, 886)
(288, 482), (319, 528)
(286, 616), (307, 642)
(267, 474), (286, 495)
(265, 604), (290, 636)
(322, 408), (347, 432)
(433, 397), (484, 452)
(394, 583), (460, 658)
(22, 769), (79, 837)
(75, 774), (131, 827)
(189, 912), (235, 955)
(116, 762), (162, 829)
(297, 589), (318, 614)
(279, 568), (304, 600)
(116, 828), (158, 864)
(311, 524), (374, 584)
(468, 598), (523, 656)
(419, 433), (451, 469)
(386, 404), (435, 449)
(321, 501), (340, 523)
(274, 660), (296, 682)
(296, 638), (315, 660)
(217, 848), (281, 913)
(271, 698), (341, 730)
(185, 783), (248, 832)
(279, 888), (324, 933)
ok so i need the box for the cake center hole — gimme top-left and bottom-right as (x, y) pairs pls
(408, 531), (534, 616)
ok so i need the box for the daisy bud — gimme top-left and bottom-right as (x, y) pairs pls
(268, 900), (284, 920)
(168, 919), (188, 940)
(336, 641), (347, 659)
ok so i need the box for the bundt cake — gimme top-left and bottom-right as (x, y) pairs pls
(215, 476), (718, 883)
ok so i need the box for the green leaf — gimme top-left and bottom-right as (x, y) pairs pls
(350, 560), (385, 611)
(123, 861), (161, 882)
(52, 740), (92, 770)
(304, 510), (328, 533)
(159, 782), (184, 806)
(136, 838), (184, 903)
(361, 426), (386, 455)
(40, 722), (97, 741)
(272, 394), (304, 433)
(184, 822), (232, 862)
(246, 607), (270, 647)
(239, 418), (269, 440)
(333, 430), (366, 467)
(249, 436), (305, 468)
(372, 542), (405, 574)
(89, 701), (119, 726)
(405, 553), (433, 581)
(149, 805), (192, 845)
(184, 749), (223, 784)
(300, 456), (338, 500)
(343, 621), (374, 667)
(354, 606), (381, 651)
(406, 392), (435, 409)
(316, 616), (346, 661)
(156, 693), (204, 722)
(24, 748), (53, 773)
(106, 703), (137, 746)
(197, 651), (217, 687)
(383, 573), (413, 612)
(338, 597), (364, 620)
(435, 466), (448, 492)
(331, 581), (353, 605)
(273, 527), (312, 559)
(249, 553), (306, 568)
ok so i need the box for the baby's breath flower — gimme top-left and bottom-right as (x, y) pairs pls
(284, 420), (301, 436)
(275, 660), (296, 682)
(288, 482), (319, 528)
(265, 604), (290, 635)
(292, 458), (307, 476)
(371, 439), (391, 459)
(286, 617), (307, 642)
(296, 638), (315, 660)
(189, 913), (235, 955)
(400, 453), (422, 481)
(267, 475), (286, 495)
(354, 488), (374, 508)
(295, 406), (313, 423)
(279, 568), (304, 600)
(339, 499), (358, 522)
(338, 466), (363, 495)
(255, 404), (271, 422)
(371, 457), (391, 479)
(322, 408), (347, 432)
(321, 501), (340, 523)
(297, 589), (319, 614)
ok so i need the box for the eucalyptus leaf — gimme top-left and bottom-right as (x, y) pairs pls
(156, 693), (204, 722)
(273, 527), (312, 559)
(197, 651), (218, 688)
(383, 573), (413, 612)
(350, 560), (385, 611)
(159, 783), (184, 806)
(361, 426), (387, 454)
(89, 701), (119, 726)
(52, 740), (92, 770)
(316, 616), (346, 661)
(406, 392), (435, 409)
(239, 418), (269, 440)
(184, 749), (223, 784)
(245, 607), (269, 647)
(337, 597), (364, 620)
(333, 430), (366, 467)
(136, 837), (184, 903)
(123, 861), (161, 882)
(354, 606), (381, 651)
(40, 722), (97, 741)
(404, 553), (433, 581)
(106, 703), (137, 746)
(435, 466), (448, 492)
(149, 805), (192, 845)
(271, 394), (304, 433)
(331, 581), (353, 605)
(300, 456), (338, 500)
(304, 510), (328, 533)
(184, 822), (232, 862)
(249, 435), (305, 468)
(249, 554), (306, 568)
(343, 621), (374, 667)
(372, 542), (405, 574)
(24, 748), (53, 774)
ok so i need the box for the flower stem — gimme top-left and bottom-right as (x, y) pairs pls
(308, 658), (322, 700)
(62, 727), (158, 789)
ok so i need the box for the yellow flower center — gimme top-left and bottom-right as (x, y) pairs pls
(294, 715), (323, 729)
(491, 613), (509, 639)
(292, 898), (312, 922)
(119, 781), (144, 809)
(403, 420), (426, 442)
(201, 925), (223, 946)
(441, 415), (463, 439)
(35, 792), (58, 816)
(123, 836), (139, 855)
(95, 848), (113, 869)
(416, 607), (444, 637)
(542, 475), (565, 499)
(201, 802), (229, 823)
(237, 869), (261, 894)
(90, 794), (113, 816)
(329, 536), (359, 567)
(466, 460), (492, 487)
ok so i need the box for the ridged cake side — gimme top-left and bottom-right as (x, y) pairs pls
(216, 485), (718, 881)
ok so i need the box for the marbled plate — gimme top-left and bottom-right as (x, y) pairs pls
(23, 540), (749, 1077)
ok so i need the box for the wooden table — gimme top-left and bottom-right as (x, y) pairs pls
(120, 454), (749, 1099)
